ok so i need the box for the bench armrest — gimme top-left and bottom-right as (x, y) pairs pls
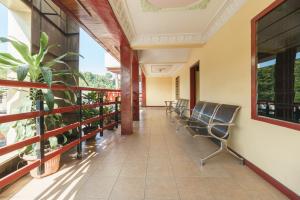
(207, 122), (235, 140)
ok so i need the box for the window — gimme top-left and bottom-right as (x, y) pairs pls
(252, 0), (300, 130)
(175, 76), (180, 99)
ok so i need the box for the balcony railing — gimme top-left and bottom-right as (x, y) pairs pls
(0, 79), (121, 189)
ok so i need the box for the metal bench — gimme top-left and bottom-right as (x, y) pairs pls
(167, 99), (189, 119)
(183, 101), (243, 165)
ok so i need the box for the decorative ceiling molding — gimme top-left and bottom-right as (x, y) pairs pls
(141, 0), (210, 12)
(201, 0), (247, 42)
(142, 63), (184, 77)
(108, 0), (136, 42)
(109, 0), (246, 50)
(132, 33), (204, 49)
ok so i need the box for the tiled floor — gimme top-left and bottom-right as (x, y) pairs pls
(0, 108), (288, 200)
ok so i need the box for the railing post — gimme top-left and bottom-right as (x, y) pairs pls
(36, 99), (45, 175)
(77, 90), (82, 159)
(115, 96), (119, 128)
(99, 93), (104, 137)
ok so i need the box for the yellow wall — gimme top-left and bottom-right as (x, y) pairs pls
(173, 0), (300, 195)
(146, 77), (172, 106)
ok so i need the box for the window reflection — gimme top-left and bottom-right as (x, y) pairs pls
(256, 0), (300, 123)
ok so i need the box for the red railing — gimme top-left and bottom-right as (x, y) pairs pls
(0, 79), (121, 189)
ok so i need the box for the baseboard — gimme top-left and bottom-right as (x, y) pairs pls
(228, 148), (299, 200)
(245, 160), (299, 200)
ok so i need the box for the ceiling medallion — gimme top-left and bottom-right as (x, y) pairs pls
(141, 0), (210, 12)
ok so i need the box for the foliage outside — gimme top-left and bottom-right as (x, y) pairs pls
(257, 59), (300, 102)
(79, 72), (115, 89)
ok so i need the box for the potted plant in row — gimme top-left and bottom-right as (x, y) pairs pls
(0, 32), (87, 177)
(82, 91), (100, 138)
(81, 91), (116, 137)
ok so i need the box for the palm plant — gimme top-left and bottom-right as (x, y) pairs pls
(0, 32), (87, 157)
(0, 32), (86, 110)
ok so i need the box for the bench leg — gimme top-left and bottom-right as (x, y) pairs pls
(176, 121), (185, 131)
(200, 142), (224, 166)
(200, 141), (244, 166)
(226, 146), (244, 165)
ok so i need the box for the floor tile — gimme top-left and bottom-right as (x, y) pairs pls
(145, 177), (179, 200)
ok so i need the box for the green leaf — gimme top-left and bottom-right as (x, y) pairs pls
(48, 137), (58, 150)
(16, 65), (29, 81)
(41, 67), (52, 87)
(0, 56), (19, 67)
(35, 44), (59, 66)
(76, 71), (88, 86)
(0, 52), (24, 64)
(40, 32), (48, 49)
(0, 37), (32, 64)
(63, 90), (72, 101)
(44, 52), (83, 68)
(43, 89), (54, 111)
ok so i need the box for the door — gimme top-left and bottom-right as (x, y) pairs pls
(190, 61), (200, 112)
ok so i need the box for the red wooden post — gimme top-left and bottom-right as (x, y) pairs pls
(132, 52), (140, 121)
(120, 44), (133, 135)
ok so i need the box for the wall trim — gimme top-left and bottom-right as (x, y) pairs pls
(228, 148), (299, 200)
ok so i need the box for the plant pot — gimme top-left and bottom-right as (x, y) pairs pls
(83, 126), (98, 140)
(23, 154), (61, 178)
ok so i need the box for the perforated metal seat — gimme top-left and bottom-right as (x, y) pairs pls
(177, 101), (206, 130)
(185, 101), (243, 165)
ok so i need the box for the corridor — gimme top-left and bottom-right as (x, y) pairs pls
(1, 108), (287, 200)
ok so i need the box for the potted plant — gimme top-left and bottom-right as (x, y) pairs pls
(103, 105), (115, 130)
(82, 91), (100, 139)
(14, 114), (68, 178)
(0, 32), (87, 177)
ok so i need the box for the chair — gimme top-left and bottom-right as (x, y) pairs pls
(186, 103), (243, 165)
(167, 99), (189, 118)
(165, 99), (180, 114)
(176, 101), (206, 130)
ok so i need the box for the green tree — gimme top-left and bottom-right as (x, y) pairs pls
(257, 58), (300, 102)
(79, 72), (115, 89)
(257, 65), (274, 101)
(294, 59), (300, 102)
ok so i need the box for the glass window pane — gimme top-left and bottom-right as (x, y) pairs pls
(256, 0), (300, 123)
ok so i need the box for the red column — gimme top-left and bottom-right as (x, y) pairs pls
(132, 52), (140, 121)
(142, 72), (146, 107)
(121, 44), (133, 135)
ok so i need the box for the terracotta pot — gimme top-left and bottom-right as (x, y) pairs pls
(23, 154), (61, 178)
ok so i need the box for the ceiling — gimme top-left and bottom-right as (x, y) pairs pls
(109, 0), (246, 77)
(52, 0), (123, 61)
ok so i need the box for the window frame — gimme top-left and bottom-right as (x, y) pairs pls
(251, 0), (300, 131)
